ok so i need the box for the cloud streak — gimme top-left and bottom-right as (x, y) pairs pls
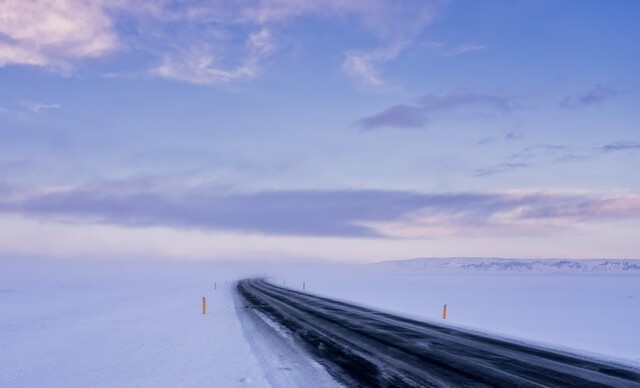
(560, 84), (619, 109)
(20, 101), (61, 113)
(601, 141), (640, 152)
(424, 42), (487, 57)
(473, 163), (527, 177)
(355, 92), (517, 130)
(342, 41), (409, 86)
(475, 140), (640, 176)
(1, 183), (638, 239)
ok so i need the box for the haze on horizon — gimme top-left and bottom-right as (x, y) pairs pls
(0, 0), (638, 262)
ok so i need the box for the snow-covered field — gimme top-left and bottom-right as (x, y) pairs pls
(0, 260), (277, 387)
(2, 258), (639, 387)
(274, 260), (640, 368)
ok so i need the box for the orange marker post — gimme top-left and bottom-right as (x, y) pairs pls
(442, 304), (447, 320)
(202, 297), (207, 315)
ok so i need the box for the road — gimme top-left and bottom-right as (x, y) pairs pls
(237, 278), (640, 387)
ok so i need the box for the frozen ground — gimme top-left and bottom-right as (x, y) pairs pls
(1, 258), (639, 387)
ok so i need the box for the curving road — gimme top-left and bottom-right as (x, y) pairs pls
(237, 278), (640, 387)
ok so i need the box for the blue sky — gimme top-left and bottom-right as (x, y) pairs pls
(0, 0), (639, 261)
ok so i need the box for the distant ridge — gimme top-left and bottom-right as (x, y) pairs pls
(375, 258), (640, 273)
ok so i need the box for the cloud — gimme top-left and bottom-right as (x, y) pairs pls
(442, 43), (487, 57)
(151, 28), (277, 85)
(342, 42), (409, 86)
(504, 128), (524, 141)
(244, 0), (440, 86)
(560, 84), (619, 109)
(0, 182), (638, 239)
(336, 2), (440, 85)
(422, 42), (488, 57)
(473, 163), (528, 177)
(355, 92), (517, 130)
(362, 193), (640, 238)
(475, 144), (589, 177)
(0, 0), (443, 86)
(20, 101), (61, 113)
(601, 141), (640, 152)
(475, 140), (640, 177)
(0, 0), (119, 72)
(240, 0), (438, 38)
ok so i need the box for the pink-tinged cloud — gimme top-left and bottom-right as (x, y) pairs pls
(0, 0), (119, 71)
(0, 182), (638, 239)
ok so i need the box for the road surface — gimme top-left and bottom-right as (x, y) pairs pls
(237, 278), (640, 387)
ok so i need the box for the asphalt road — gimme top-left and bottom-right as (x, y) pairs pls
(237, 278), (640, 387)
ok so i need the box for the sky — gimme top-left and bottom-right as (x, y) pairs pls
(0, 0), (639, 262)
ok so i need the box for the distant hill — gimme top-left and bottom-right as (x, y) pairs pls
(375, 257), (640, 273)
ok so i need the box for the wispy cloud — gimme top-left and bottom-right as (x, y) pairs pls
(342, 41), (409, 86)
(151, 28), (277, 85)
(473, 163), (528, 177)
(476, 140), (640, 176)
(1, 182), (638, 239)
(444, 43), (486, 56)
(355, 92), (517, 130)
(477, 127), (524, 146)
(143, 0), (442, 87)
(474, 144), (589, 177)
(20, 101), (61, 113)
(601, 141), (640, 152)
(422, 42), (488, 57)
(560, 84), (619, 109)
(0, 0), (444, 86)
(504, 128), (524, 141)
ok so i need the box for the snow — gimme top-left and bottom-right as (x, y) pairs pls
(272, 261), (640, 368)
(2, 258), (639, 387)
(377, 257), (640, 273)
(0, 260), (279, 387)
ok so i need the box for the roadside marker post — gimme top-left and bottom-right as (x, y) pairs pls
(215, 282), (217, 290)
(203, 297), (207, 315)
(303, 281), (306, 291)
(442, 304), (447, 320)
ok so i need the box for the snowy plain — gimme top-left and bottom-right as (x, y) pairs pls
(0, 260), (280, 387)
(1, 258), (639, 387)
(273, 259), (640, 368)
